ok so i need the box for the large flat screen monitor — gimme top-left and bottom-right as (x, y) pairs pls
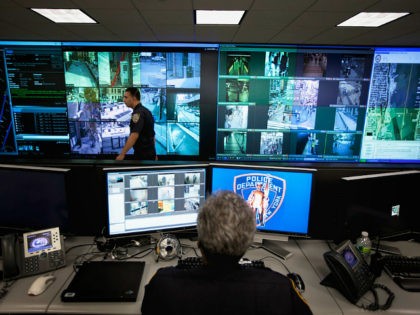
(210, 163), (314, 237)
(216, 44), (420, 164)
(0, 164), (71, 235)
(104, 164), (207, 237)
(216, 44), (374, 162)
(0, 41), (218, 159)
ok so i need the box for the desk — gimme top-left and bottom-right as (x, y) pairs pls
(1, 237), (419, 315)
(297, 239), (420, 315)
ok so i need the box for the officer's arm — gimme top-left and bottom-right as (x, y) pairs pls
(116, 132), (139, 160)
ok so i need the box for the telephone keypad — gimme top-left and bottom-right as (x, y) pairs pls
(49, 250), (65, 268)
(24, 256), (40, 273)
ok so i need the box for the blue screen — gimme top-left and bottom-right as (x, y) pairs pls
(211, 164), (313, 235)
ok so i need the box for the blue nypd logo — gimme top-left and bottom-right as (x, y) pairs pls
(233, 173), (286, 227)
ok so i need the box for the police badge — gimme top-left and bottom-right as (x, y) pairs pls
(234, 173), (286, 227)
(132, 113), (140, 123)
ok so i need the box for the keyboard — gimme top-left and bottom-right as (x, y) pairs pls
(381, 255), (420, 292)
(176, 257), (265, 270)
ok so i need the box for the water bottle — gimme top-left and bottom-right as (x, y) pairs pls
(356, 231), (372, 262)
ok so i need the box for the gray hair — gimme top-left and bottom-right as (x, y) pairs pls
(197, 190), (256, 257)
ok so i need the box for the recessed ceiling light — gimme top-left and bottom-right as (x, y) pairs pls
(195, 10), (245, 25)
(31, 8), (97, 24)
(338, 12), (409, 27)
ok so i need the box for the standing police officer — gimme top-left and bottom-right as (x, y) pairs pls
(116, 87), (157, 160)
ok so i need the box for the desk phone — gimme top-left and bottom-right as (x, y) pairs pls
(1, 227), (66, 280)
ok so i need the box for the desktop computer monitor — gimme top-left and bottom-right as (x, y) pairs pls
(338, 170), (420, 242)
(104, 164), (207, 238)
(210, 163), (314, 236)
(0, 164), (71, 235)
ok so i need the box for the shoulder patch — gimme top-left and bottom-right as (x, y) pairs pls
(132, 113), (140, 123)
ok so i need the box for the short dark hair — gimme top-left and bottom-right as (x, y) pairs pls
(125, 87), (140, 100)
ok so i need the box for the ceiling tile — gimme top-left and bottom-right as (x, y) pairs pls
(250, 0), (314, 11)
(309, 0), (377, 12)
(242, 10), (299, 27)
(142, 10), (194, 25)
(87, 9), (147, 25)
(233, 26), (283, 43)
(0, 0), (20, 8)
(133, 0), (193, 10)
(71, 0), (135, 9)
(150, 25), (195, 42)
(0, 8), (54, 24)
(104, 25), (157, 42)
(365, 0), (420, 12)
(383, 30), (420, 46)
(269, 26), (328, 44)
(291, 11), (354, 27)
(60, 25), (120, 41)
(308, 27), (372, 45)
(14, 0), (77, 8)
(195, 26), (238, 42)
(193, 0), (252, 10)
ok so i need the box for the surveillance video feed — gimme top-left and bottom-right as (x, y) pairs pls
(63, 49), (202, 156)
(217, 45), (374, 162)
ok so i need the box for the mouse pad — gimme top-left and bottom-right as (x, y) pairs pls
(61, 261), (145, 302)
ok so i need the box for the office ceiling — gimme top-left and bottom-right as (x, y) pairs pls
(1, 0), (420, 47)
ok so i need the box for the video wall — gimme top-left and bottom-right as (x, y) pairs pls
(1, 41), (420, 164)
(216, 45), (420, 163)
(0, 42), (217, 158)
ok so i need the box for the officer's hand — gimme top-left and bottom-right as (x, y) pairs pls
(116, 154), (125, 160)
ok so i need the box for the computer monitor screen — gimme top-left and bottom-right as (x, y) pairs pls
(216, 44), (373, 163)
(337, 170), (420, 242)
(360, 47), (420, 163)
(63, 46), (215, 158)
(0, 164), (71, 234)
(105, 164), (207, 237)
(210, 163), (314, 236)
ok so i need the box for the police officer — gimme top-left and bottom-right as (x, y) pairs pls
(116, 87), (157, 160)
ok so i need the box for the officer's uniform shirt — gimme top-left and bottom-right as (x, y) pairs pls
(130, 103), (156, 159)
(141, 265), (313, 315)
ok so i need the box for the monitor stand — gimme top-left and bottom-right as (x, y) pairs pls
(253, 232), (293, 260)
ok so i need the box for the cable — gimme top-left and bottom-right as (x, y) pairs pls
(0, 280), (15, 300)
(357, 283), (395, 311)
(258, 255), (291, 274)
(65, 243), (96, 254)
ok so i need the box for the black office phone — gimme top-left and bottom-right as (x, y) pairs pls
(322, 240), (375, 303)
(1, 227), (66, 280)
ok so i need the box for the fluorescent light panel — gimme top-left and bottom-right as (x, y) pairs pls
(338, 12), (409, 27)
(196, 10), (245, 25)
(31, 8), (97, 23)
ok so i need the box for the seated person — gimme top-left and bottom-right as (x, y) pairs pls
(141, 190), (312, 315)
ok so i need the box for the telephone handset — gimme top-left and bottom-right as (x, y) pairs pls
(1, 227), (66, 281)
(322, 240), (375, 304)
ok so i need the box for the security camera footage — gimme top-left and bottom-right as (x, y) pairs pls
(217, 46), (420, 163)
(0, 42), (419, 163)
(0, 43), (207, 157)
(64, 50), (202, 156)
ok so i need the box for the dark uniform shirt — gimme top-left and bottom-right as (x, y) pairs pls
(141, 265), (313, 315)
(130, 103), (156, 160)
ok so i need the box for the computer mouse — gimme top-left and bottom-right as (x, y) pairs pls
(287, 272), (305, 293)
(28, 274), (56, 296)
